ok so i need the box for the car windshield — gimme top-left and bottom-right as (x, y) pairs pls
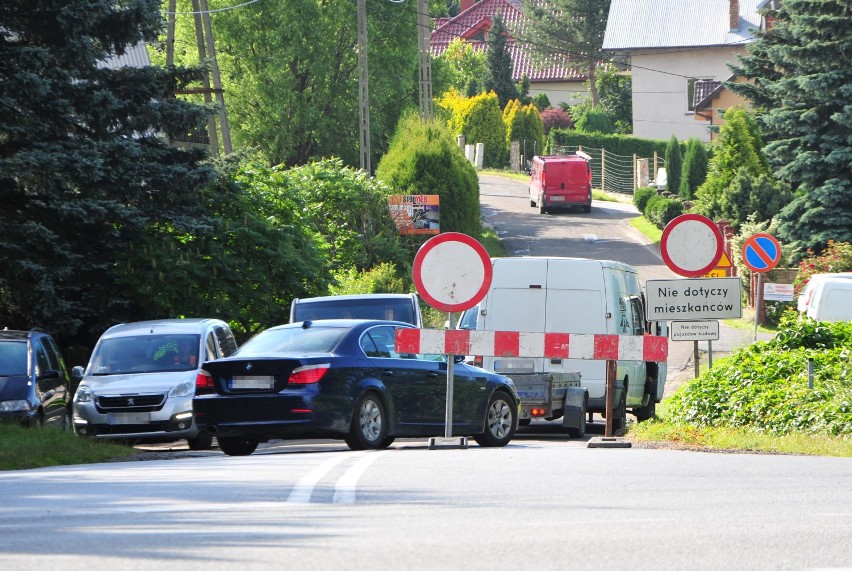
(0, 341), (27, 376)
(236, 326), (346, 356)
(89, 334), (201, 375)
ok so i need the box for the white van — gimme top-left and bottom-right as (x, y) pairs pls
(458, 257), (667, 429)
(797, 273), (852, 322)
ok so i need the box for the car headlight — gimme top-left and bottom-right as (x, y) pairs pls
(0, 400), (31, 412)
(74, 385), (94, 403)
(168, 381), (195, 398)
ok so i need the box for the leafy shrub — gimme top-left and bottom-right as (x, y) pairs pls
(329, 263), (406, 295)
(376, 113), (480, 237)
(633, 186), (657, 213)
(540, 107), (572, 134)
(793, 240), (852, 295)
(575, 105), (613, 134)
(533, 93), (551, 110)
(644, 195), (684, 229)
(666, 315), (852, 436)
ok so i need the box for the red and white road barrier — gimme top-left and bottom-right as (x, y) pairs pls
(396, 329), (668, 362)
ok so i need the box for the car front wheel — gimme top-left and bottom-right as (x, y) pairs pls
(217, 435), (258, 456)
(345, 392), (390, 450)
(474, 392), (516, 447)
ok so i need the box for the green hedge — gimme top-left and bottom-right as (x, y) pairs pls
(644, 194), (684, 229)
(546, 129), (669, 159)
(633, 186), (657, 212)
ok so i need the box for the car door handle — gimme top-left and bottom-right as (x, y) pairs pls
(381, 370), (394, 377)
(427, 371), (438, 378)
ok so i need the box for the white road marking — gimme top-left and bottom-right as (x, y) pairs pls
(285, 454), (351, 503)
(332, 451), (389, 504)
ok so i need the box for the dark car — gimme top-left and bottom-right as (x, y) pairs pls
(0, 329), (72, 428)
(194, 319), (519, 456)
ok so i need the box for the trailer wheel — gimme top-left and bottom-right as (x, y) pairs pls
(566, 396), (587, 438)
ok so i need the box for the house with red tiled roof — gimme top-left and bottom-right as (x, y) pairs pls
(430, 0), (589, 107)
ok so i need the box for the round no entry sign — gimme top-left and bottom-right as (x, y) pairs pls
(660, 214), (724, 277)
(412, 233), (492, 313)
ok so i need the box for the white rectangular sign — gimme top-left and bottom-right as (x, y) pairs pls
(646, 278), (743, 321)
(670, 320), (720, 341)
(764, 282), (794, 302)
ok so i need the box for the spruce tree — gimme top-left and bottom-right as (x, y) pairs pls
(0, 1), (215, 338)
(729, 0), (852, 256)
(484, 13), (519, 109)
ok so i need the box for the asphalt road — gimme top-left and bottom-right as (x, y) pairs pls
(2, 438), (850, 571)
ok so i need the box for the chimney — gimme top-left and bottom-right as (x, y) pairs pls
(461, 0), (475, 12)
(729, 0), (740, 30)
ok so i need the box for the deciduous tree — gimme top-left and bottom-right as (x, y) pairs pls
(520, 0), (611, 106)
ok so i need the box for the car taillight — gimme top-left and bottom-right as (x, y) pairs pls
(195, 370), (214, 395)
(473, 355), (483, 368)
(541, 169), (546, 188)
(289, 363), (330, 384)
(531, 407), (549, 417)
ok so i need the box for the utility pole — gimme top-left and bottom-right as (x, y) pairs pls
(357, 0), (371, 173)
(417, 0), (433, 119)
(166, 0), (232, 156)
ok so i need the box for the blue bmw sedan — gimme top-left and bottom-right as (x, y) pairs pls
(193, 319), (519, 455)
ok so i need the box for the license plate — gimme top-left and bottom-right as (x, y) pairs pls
(230, 376), (275, 390)
(550, 195), (565, 201)
(107, 412), (150, 425)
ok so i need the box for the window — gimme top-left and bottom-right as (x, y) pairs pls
(214, 325), (238, 357)
(686, 77), (712, 113)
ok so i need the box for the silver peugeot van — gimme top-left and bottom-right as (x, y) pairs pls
(71, 318), (238, 449)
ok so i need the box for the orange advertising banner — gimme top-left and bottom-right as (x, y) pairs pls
(388, 195), (440, 235)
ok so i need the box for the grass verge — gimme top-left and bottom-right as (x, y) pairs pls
(479, 225), (507, 257)
(629, 418), (852, 457)
(629, 216), (663, 244)
(0, 424), (139, 470)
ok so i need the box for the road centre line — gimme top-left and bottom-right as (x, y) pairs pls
(332, 451), (389, 504)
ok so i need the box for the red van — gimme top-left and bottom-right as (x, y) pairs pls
(528, 152), (593, 214)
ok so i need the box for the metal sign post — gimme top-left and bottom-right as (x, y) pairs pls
(411, 233), (492, 449)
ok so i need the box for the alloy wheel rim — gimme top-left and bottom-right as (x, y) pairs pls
(488, 400), (511, 439)
(360, 400), (382, 442)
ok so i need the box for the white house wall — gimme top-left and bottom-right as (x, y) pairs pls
(529, 81), (588, 108)
(631, 47), (746, 142)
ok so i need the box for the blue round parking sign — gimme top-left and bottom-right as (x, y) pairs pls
(742, 233), (781, 273)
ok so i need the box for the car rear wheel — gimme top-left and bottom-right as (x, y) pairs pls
(474, 392), (516, 447)
(187, 431), (214, 451)
(217, 435), (258, 456)
(345, 392), (390, 450)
